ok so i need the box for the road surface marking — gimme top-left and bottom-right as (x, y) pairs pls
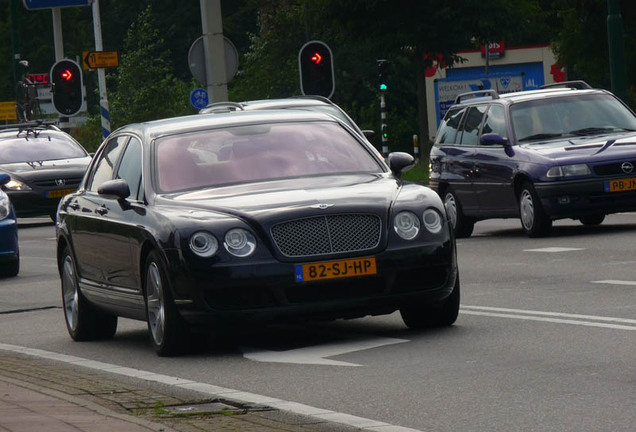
(523, 247), (585, 253)
(462, 305), (636, 330)
(242, 335), (408, 366)
(591, 280), (636, 286)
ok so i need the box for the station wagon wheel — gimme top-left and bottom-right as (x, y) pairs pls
(519, 182), (552, 237)
(443, 188), (474, 238)
(144, 250), (189, 356)
(400, 271), (460, 328)
(61, 246), (117, 340)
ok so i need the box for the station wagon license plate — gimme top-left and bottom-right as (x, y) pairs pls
(295, 257), (377, 282)
(605, 178), (636, 193)
(47, 188), (76, 198)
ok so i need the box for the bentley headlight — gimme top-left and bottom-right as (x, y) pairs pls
(546, 164), (591, 178)
(189, 231), (218, 257)
(5, 179), (32, 191)
(423, 209), (443, 234)
(394, 211), (420, 240)
(224, 228), (256, 257)
(0, 191), (10, 220)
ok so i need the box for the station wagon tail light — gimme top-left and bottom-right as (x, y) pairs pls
(189, 231), (218, 257)
(423, 209), (443, 234)
(546, 164), (591, 178)
(394, 211), (420, 240)
(224, 228), (257, 257)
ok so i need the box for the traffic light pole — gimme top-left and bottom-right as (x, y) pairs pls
(92, 0), (110, 138)
(380, 92), (388, 157)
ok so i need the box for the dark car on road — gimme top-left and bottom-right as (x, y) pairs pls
(0, 123), (91, 221)
(56, 109), (459, 356)
(0, 173), (19, 277)
(429, 81), (636, 237)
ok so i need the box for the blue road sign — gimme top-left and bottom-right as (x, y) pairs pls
(23, 0), (91, 9)
(190, 88), (209, 110)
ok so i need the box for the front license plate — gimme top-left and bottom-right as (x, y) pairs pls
(295, 257), (377, 282)
(47, 188), (76, 198)
(605, 178), (636, 193)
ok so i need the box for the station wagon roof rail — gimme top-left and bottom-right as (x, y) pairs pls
(454, 89), (500, 104)
(0, 120), (60, 132)
(199, 101), (245, 113)
(539, 80), (592, 90)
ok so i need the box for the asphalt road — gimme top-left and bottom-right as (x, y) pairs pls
(0, 215), (634, 432)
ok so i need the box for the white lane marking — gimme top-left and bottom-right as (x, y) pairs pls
(462, 306), (636, 330)
(242, 335), (408, 366)
(591, 280), (636, 286)
(0, 343), (422, 432)
(523, 247), (585, 253)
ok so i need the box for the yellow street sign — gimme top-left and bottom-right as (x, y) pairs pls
(0, 102), (17, 121)
(82, 51), (120, 70)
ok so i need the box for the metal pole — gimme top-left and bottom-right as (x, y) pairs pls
(51, 7), (69, 131)
(380, 93), (388, 157)
(607, 0), (627, 101)
(412, 134), (419, 160)
(52, 8), (64, 61)
(92, 0), (110, 138)
(200, 0), (228, 102)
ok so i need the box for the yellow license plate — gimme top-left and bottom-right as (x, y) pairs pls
(47, 188), (76, 198)
(295, 257), (377, 282)
(605, 178), (636, 193)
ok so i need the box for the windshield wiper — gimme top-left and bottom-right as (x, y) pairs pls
(568, 127), (623, 136)
(518, 133), (562, 142)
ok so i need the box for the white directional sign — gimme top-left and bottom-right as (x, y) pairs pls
(242, 335), (408, 366)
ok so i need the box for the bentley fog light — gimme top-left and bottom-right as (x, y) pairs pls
(423, 209), (443, 234)
(189, 231), (218, 257)
(546, 164), (591, 178)
(394, 211), (420, 240)
(224, 228), (256, 257)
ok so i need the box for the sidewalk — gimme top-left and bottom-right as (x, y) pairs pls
(0, 350), (357, 432)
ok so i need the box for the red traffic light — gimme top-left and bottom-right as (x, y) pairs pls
(50, 59), (83, 116)
(60, 69), (73, 81)
(298, 40), (335, 98)
(311, 52), (323, 64)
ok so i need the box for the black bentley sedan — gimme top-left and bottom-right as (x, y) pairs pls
(56, 109), (459, 356)
(0, 123), (91, 221)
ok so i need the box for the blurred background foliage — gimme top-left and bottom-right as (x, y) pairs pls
(1, 0), (634, 161)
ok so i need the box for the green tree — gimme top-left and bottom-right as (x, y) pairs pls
(108, 5), (196, 129)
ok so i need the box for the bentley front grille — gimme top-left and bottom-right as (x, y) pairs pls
(271, 214), (381, 257)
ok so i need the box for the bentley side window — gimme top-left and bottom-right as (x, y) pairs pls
(115, 137), (143, 201)
(87, 136), (129, 192)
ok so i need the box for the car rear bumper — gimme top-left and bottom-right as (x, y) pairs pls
(534, 177), (636, 218)
(171, 239), (457, 326)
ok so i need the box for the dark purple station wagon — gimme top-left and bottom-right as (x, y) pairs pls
(429, 81), (636, 237)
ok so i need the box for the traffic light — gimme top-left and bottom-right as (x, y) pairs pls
(377, 59), (389, 91)
(298, 40), (335, 98)
(50, 59), (83, 116)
